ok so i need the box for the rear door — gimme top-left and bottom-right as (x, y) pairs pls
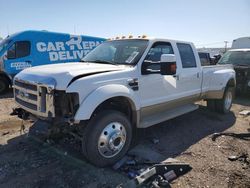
(175, 43), (202, 99)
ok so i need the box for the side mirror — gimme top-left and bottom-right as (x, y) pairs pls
(141, 60), (160, 75)
(160, 54), (177, 75)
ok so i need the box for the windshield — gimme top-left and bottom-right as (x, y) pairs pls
(82, 39), (148, 65)
(0, 38), (11, 53)
(218, 51), (250, 65)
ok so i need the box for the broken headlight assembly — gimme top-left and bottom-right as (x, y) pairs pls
(54, 91), (79, 119)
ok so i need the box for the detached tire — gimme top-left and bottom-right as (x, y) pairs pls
(216, 87), (234, 114)
(0, 77), (9, 94)
(82, 110), (132, 167)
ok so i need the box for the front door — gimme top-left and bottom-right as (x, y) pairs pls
(139, 42), (179, 112)
(5, 41), (32, 76)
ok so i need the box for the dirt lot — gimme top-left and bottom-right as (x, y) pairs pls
(0, 90), (249, 188)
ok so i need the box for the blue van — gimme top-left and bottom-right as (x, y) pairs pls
(0, 30), (105, 93)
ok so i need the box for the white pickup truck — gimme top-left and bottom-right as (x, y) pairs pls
(13, 37), (236, 166)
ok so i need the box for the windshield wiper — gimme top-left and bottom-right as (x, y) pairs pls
(86, 60), (118, 65)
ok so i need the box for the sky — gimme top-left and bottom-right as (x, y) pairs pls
(0, 0), (249, 48)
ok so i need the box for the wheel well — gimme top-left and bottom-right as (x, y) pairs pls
(93, 96), (137, 126)
(0, 73), (12, 85)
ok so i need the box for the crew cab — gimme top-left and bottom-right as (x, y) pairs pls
(13, 37), (236, 166)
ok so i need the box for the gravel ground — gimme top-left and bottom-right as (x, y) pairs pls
(0, 90), (249, 188)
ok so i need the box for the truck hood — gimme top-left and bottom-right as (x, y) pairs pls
(15, 62), (127, 90)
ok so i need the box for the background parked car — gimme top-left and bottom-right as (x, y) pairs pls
(0, 30), (106, 93)
(218, 49), (250, 94)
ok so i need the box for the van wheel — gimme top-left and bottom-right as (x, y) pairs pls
(81, 110), (132, 167)
(0, 77), (9, 94)
(216, 87), (234, 114)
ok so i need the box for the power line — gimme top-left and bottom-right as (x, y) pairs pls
(195, 41), (232, 47)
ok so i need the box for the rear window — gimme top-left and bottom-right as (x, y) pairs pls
(177, 43), (197, 68)
(7, 41), (31, 59)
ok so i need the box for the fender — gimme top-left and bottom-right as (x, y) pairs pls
(205, 68), (235, 99)
(74, 84), (140, 121)
(214, 69), (236, 89)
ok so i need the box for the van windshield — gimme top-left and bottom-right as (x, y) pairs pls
(218, 51), (250, 66)
(0, 38), (11, 53)
(82, 39), (148, 65)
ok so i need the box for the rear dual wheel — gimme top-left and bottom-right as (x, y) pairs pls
(81, 110), (132, 167)
(207, 87), (234, 114)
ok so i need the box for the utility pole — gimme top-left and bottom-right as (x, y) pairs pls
(224, 41), (228, 52)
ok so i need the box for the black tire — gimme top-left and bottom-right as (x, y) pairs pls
(215, 87), (234, 114)
(82, 110), (132, 167)
(0, 77), (9, 94)
(207, 99), (216, 111)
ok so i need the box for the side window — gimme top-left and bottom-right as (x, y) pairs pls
(7, 41), (31, 59)
(7, 43), (16, 59)
(144, 42), (174, 70)
(199, 53), (210, 66)
(177, 43), (196, 68)
(145, 42), (174, 62)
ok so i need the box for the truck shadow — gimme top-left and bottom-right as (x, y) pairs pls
(0, 132), (128, 187)
(233, 95), (250, 106)
(136, 106), (236, 158)
(0, 105), (236, 187)
(0, 89), (13, 99)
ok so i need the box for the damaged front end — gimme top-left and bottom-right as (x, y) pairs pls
(13, 76), (80, 121)
(14, 77), (56, 119)
(54, 90), (80, 125)
(13, 77), (81, 138)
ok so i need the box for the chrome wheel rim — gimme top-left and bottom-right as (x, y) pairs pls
(224, 91), (232, 110)
(98, 122), (126, 158)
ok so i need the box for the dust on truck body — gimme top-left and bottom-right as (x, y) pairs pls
(0, 30), (105, 93)
(13, 37), (236, 167)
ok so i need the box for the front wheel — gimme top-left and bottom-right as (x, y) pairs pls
(216, 87), (234, 114)
(81, 110), (132, 167)
(0, 77), (9, 94)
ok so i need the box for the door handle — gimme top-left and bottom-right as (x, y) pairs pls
(25, 60), (31, 63)
(197, 72), (200, 78)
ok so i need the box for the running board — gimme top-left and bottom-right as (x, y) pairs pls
(139, 104), (199, 128)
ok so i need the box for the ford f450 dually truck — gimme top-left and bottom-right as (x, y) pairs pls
(13, 37), (236, 166)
